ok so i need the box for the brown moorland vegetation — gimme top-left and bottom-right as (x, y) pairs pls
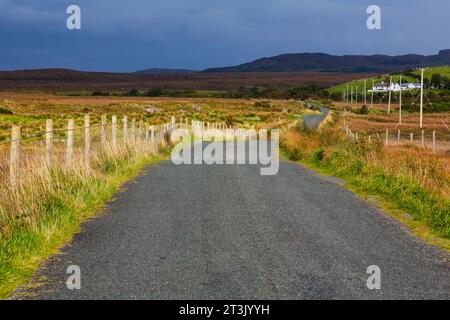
(0, 69), (377, 91)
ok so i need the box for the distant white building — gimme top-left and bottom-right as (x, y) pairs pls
(369, 82), (422, 92)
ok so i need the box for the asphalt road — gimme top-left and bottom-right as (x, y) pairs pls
(20, 145), (449, 300)
(302, 103), (330, 128)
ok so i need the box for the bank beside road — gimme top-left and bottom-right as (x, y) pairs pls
(302, 102), (331, 128)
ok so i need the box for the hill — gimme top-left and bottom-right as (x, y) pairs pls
(326, 66), (450, 95)
(133, 68), (197, 74)
(203, 50), (450, 73)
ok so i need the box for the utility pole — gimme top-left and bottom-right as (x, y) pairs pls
(345, 86), (349, 104)
(399, 75), (402, 124)
(388, 76), (392, 114)
(364, 80), (367, 105)
(371, 80), (374, 109)
(420, 68), (424, 128)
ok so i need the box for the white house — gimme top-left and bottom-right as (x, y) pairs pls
(403, 83), (423, 90)
(369, 82), (422, 92)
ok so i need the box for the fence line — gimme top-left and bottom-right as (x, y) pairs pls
(1, 114), (178, 185)
(343, 124), (449, 153)
(2, 116), (269, 185)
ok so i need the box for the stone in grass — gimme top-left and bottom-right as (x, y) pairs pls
(367, 195), (381, 204)
(145, 107), (162, 114)
(402, 213), (413, 220)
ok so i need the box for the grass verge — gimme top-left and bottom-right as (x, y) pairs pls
(0, 147), (171, 299)
(280, 116), (450, 250)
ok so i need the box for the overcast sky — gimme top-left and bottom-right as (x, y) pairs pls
(0, 0), (449, 72)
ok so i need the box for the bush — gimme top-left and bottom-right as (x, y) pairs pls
(313, 147), (325, 161)
(288, 147), (303, 161)
(360, 105), (369, 115)
(146, 87), (165, 97)
(254, 101), (272, 109)
(127, 88), (140, 97)
(0, 107), (13, 115)
(92, 91), (109, 96)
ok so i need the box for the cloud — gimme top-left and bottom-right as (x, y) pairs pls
(0, 0), (449, 71)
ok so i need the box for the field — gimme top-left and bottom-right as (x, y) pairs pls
(330, 101), (450, 152)
(0, 90), (449, 298)
(0, 69), (376, 92)
(0, 92), (310, 142)
(326, 66), (450, 95)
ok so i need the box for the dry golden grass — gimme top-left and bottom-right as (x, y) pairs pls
(330, 102), (450, 152)
(283, 123), (450, 199)
(0, 92), (305, 142)
(281, 117), (450, 240)
(0, 133), (165, 240)
(378, 145), (450, 198)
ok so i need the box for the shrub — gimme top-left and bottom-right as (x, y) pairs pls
(146, 87), (165, 97)
(0, 107), (13, 115)
(254, 101), (272, 109)
(360, 105), (369, 115)
(92, 91), (109, 96)
(313, 147), (325, 161)
(127, 88), (140, 97)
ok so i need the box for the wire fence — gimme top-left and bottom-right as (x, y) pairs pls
(343, 126), (450, 153)
(0, 115), (180, 186)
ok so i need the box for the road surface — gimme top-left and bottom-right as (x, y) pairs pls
(302, 103), (330, 128)
(19, 145), (449, 300)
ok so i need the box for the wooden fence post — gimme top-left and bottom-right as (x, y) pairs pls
(101, 115), (107, 146)
(123, 116), (128, 144)
(397, 129), (401, 144)
(131, 118), (136, 143)
(421, 130), (425, 148)
(112, 115), (117, 147)
(385, 129), (389, 146)
(410, 133), (413, 144)
(66, 119), (74, 170)
(138, 120), (143, 142)
(151, 126), (155, 144)
(84, 114), (90, 170)
(432, 130), (436, 152)
(10, 125), (21, 186)
(145, 124), (149, 144)
(45, 119), (53, 166)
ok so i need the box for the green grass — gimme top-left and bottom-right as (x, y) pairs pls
(327, 66), (450, 95)
(281, 122), (450, 243)
(306, 154), (449, 237)
(0, 149), (170, 299)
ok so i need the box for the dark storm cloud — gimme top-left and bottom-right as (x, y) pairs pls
(0, 0), (449, 71)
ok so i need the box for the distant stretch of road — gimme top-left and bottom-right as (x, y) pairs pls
(20, 144), (449, 299)
(302, 103), (330, 128)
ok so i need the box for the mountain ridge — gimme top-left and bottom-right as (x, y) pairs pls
(202, 50), (450, 73)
